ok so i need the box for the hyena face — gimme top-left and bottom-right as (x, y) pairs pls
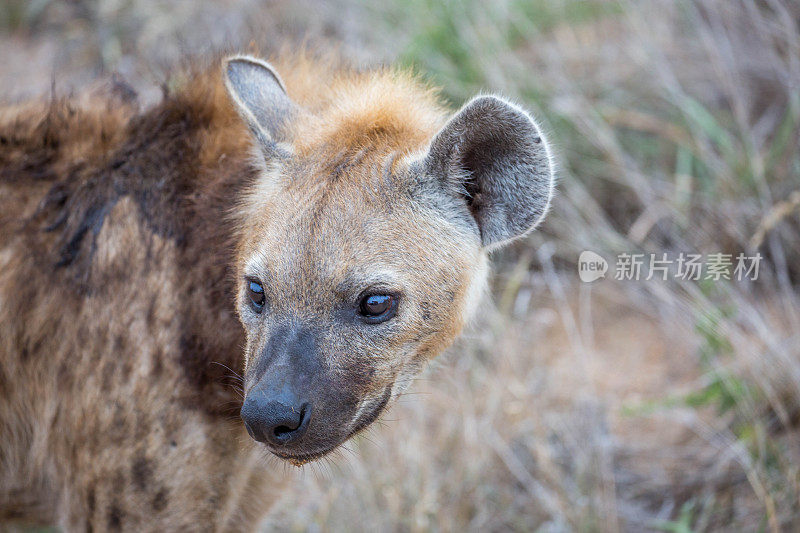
(223, 56), (554, 465)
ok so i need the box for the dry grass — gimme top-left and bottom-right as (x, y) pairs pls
(2, 0), (799, 531)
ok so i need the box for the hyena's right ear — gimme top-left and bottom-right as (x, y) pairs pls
(223, 55), (295, 148)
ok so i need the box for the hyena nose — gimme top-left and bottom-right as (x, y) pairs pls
(240, 391), (310, 446)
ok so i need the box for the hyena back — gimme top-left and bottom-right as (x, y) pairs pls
(0, 53), (553, 531)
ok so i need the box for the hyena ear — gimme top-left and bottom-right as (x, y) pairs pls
(423, 95), (554, 248)
(223, 55), (295, 147)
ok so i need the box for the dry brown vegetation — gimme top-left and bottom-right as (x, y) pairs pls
(2, 0), (799, 531)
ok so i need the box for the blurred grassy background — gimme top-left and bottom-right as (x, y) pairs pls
(2, 0), (799, 531)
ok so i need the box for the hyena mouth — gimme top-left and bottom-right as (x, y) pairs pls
(272, 450), (330, 467)
(349, 383), (393, 436)
(271, 385), (394, 467)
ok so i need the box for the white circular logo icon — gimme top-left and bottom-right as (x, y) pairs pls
(578, 251), (608, 282)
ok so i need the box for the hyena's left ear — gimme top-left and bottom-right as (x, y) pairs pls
(223, 55), (296, 147)
(423, 95), (554, 248)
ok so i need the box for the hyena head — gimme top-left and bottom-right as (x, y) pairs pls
(223, 56), (554, 465)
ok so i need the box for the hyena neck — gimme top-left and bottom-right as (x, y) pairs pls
(20, 70), (257, 416)
(161, 74), (260, 415)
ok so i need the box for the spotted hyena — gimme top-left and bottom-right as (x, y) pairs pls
(0, 52), (554, 531)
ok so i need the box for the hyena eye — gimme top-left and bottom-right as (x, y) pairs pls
(359, 294), (397, 322)
(246, 279), (265, 312)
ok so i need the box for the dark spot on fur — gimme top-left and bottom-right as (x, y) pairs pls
(152, 488), (169, 512)
(57, 361), (73, 392)
(87, 486), (96, 513)
(134, 412), (150, 441)
(178, 331), (241, 416)
(120, 360), (132, 381)
(101, 360), (115, 392)
(110, 404), (128, 444)
(131, 454), (153, 491)
(178, 334), (208, 391)
(77, 325), (91, 346)
(146, 298), (157, 323)
(107, 503), (124, 530)
(37, 185), (69, 231)
(56, 199), (116, 268)
(113, 335), (126, 352)
(19, 338), (43, 361)
(151, 350), (164, 377)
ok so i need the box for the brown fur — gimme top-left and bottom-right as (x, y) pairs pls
(0, 54), (276, 530)
(0, 50), (551, 531)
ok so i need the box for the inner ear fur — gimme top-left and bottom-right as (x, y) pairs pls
(424, 95), (554, 248)
(223, 55), (296, 148)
